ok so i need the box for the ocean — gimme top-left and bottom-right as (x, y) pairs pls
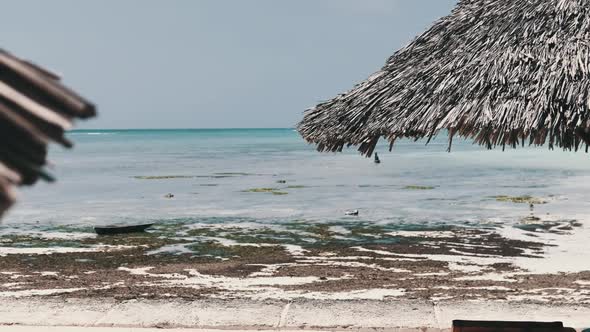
(4, 128), (590, 231)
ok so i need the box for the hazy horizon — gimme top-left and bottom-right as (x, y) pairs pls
(69, 127), (296, 130)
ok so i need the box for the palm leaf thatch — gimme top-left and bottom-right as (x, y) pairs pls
(298, 0), (590, 156)
(0, 49), (95, 217)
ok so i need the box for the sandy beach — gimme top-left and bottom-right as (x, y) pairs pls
(2, 212), (590, 302)
(2, 209), (590, 329)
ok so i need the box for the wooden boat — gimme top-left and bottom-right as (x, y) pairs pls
(94, 223), (154, 235)
(345, 210), (359, 216)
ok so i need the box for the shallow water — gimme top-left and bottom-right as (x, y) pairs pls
(3, 128), (590, 234)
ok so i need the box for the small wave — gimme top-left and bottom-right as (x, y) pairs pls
(69, 132), (115, 136)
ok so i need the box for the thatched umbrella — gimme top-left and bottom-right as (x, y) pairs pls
(298, 0), (590, 157)
(0, 49), (95, 217)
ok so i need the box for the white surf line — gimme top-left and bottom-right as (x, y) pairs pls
(116, 266), (408, 301)
(1, 282), (25, 288)
(387, 231), (457, 238)
(0, 288), (84, 298)
(351, 246), (422, 260)
(283, 244), (308, 256)
(433, 285), (513, 291)
(454, 273), (518, 282)
(352, 245), (545, 280)
(248, 263), (291, 277)
(312, 261), (410, 273)
(352, 246), (512, 265)
(36, 272), (59, 277)
(0, 245), (136, 256)
(39, 232), (97, 240)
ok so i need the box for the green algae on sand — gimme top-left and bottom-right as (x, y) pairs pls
(242, 187), (288, 195)
(305, 224), (335, 240)
(349, 225), (385, 237)
(0, 235), (84, 249)
(134, 175), (194, 180)
(403, 185), (435, 190)
(493, 195), (547, 204)
(186, 241), (289, 260)
(222, 227), (305, 245)
(286, 185), (306, 189)
(242, 188), (277, 193)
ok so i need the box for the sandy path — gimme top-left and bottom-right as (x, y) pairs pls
(0, 328), (335, 332)
(0, 298), (588, 330)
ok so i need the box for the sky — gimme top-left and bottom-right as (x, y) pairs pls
(2, 0), (457, 129)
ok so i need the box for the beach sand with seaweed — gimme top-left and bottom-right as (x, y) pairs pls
(1, 214), (590, 329)
(1, 219), (589, 302)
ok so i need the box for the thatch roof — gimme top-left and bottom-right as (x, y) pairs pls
(0, 49), (95, 217)
(298, 0), (590, 156)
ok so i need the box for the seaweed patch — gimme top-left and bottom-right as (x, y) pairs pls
(134, 175), (194, 180)
(494, 195), (547, 204)
(403, 185), (435, 190)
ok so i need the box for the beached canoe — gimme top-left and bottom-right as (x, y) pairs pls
(94, 223), (154, 235)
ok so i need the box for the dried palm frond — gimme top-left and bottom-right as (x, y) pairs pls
(0, 49), (95, 217)
(298, 0), (590, 156)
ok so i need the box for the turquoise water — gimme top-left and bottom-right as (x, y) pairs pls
(3, 128), (590, 231)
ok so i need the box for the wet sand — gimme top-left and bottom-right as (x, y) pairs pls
(1, 213), (590, 329)
(0, 218), (589, 303)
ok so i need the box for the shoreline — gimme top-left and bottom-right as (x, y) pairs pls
(1, 218), (590, 304)
(0, 297), (589, 330)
